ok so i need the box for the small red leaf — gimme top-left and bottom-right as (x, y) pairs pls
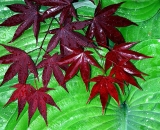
(88, 76), (121, 113)
(27, 87), (59, 125)
(4, 83), (36, 119)
(37, 53), (67, 91)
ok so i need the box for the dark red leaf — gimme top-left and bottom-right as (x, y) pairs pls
(4, 83), (36, 119)
(58, 49), (102, 91)
(87, 76), (123, 113)
(27, 87), (60, 125)
(105, 42), (152, 71)
(110, 59), (146, 89)
(46, 18), (94, 54)
(37, 53), (68, 91)
(86, 2), (137, 47)
(0, 44), (38, 85)
(0, 0), (41, 42)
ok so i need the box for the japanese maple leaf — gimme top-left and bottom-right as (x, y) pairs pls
(86, 2), (137, 47)
(0, 0), (41, 43)
(0, 44), (38, 85)
(105, 42), (152, 71)
(110, 59), (147, 89)
(33, 0), (76, 24)
(46, 18), (95, 54)
(58, 48), (102, 91)
(37, 53), (67, 91)
(4, 83), (36, 119)
(27, 87), (60, 125)
(87, 75), (124, 113)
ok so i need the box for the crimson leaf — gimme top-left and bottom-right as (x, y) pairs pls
(86, 2), (137, 47)
(87, 75), (124, 113)
(27, 87), (60, 125)
(37, 53), (67, 91)
(4, 83), (36, 119)
(105, 42), (152, 71)
(0, 44), (38, 85)
(0, 0), (41, 43)
(110, 59), (146, 89)
(58, 48), (102, 91)
(46, 18), (94, 54)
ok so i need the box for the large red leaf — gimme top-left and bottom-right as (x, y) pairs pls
(86, 2), (137, 47)
(87, 75), (124, 113)
(4, 83), (36, 119)
(0, 44), (38, 85)
(46, 18), (94, 55)
(27, 87), (60, 125)
(0, 0), (41, 42)
(58, 48), (102, 91)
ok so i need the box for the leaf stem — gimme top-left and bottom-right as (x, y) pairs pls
(35, 17), (54, 64)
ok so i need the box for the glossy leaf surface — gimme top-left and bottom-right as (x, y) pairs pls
(0, 0), (160, 130)
(86, 2), (136, 47)
(59, 48), (102, 90)
(46, 18), (94, 54)
(0, 0), (41, 43)
(0, 44), (38, 85)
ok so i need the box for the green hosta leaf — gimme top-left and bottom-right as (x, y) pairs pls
(120, 11), (160, 42)
(1, 0), (160, 130)
(100, 0), (160, 22)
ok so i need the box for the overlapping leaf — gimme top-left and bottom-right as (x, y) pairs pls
(0, 44), (38, 85)
(86, 2), (136, 47)
(105, 42), (151, 71)
(37, 53), (67, 91)
(58, 48), (102, 91)
(4, 83), (36, 119)
(110, 59), (146, 89)
(0, 0), (41, 42)
(46, 18), (94, 54)
(27, 87), (60, 125)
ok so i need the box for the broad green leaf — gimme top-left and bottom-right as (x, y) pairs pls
(99, 0), (160, 22)
(120, 11), (160, 42)
(0, 0), (160, 130)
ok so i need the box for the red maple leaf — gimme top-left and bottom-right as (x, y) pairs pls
(0, 0), (41, 43)
(110, 59), (147, 89)
(46, 18), (94, 54)
(0, 44), (38, 85)
(105, 42), (152, 71)
(87, 75), (124, 113)
(33, 0), (76, 24)
(86, 2), (137, 47)
(37, 53), (67, 91)
(27, 87), (60, 125)
(4, 83), (36, 119)
(58, 48), (102, 91)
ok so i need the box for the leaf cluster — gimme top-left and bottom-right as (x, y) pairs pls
(0, 0), (151, 125)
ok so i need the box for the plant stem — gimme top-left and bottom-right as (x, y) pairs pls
(35, 17), (54, 64)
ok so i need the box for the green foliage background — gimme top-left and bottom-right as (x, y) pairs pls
(0, 0), (160, 130)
